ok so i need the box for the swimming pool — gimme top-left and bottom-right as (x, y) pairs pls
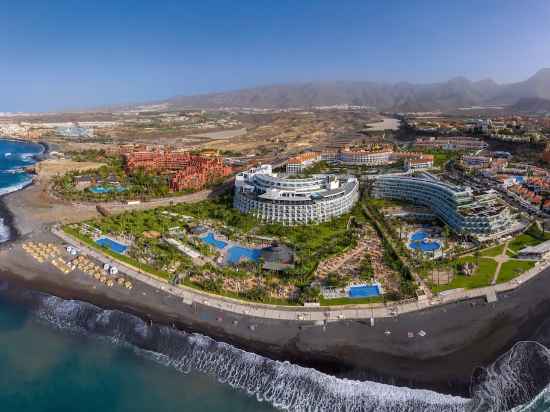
(411, 231), (429, 241)
(348, 284), (381, 298)
(89, 185), (126, 194)
(96, 237), (128, 254)
(226, 246), (262, 265)
(200, 232), (227, 249)
(409, 240), (441, 252)
(409, 230), (441, 252)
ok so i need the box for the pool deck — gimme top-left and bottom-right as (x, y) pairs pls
(407, 229), (444, 258)
(198, 231), (264, 266)
(95, 236), (129, 254)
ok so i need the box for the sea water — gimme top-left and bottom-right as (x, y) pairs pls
(0, 138), (43, 243)
(0, 138), (43, 195)
(0, 285), (471, 412)
(0, 286), (274, 412)
(0, 283), (548, 412)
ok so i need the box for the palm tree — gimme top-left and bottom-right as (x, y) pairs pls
(473, 249), (481, 266)
(442, 225), (451, 250)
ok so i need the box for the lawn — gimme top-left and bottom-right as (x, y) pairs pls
(509, 227), (550, 253)
(365, 198), (410, 209)
(480, 244), (505, 257)
(506, 249), (518, 258)
(433, 256), (497, 293)
(320, 295), (385, 306)
(497, 260), (536, 284)
(509, 234), (544, 252)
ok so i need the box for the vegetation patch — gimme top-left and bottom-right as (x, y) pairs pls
(319, 295), (385, 306)
(64, 195), (375, 305)
(509, 225), (550, 252)
(52, 150), (207, 202)
(433, 256), (497, 293)
(480, 244), (505, 257)
(497, 260), (535, 284)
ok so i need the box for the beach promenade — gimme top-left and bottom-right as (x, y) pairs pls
(53, 227), (550, 322)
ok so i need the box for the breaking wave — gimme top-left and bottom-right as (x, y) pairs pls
(468, 341), (550, 411)
(0, 218), (9, 243)
(2, 284), (549, 411)
(0, 176), (32, 197)
(27, 291), (469, 412)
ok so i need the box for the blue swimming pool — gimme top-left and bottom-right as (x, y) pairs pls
(349, 285), (381, 298)
(409, 240), (441, 252)
(200, 232), (227, 249)
(89, 185), (126, 194)
(96, 237), (128, 254)
(411, 231), (429, 241)
(226, 246), (262, 265)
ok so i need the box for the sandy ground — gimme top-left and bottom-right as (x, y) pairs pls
(2, 177), (99, 236)
(35, 159), (106, 178)
(190, 128), (248, 139)
(366, 117), (401, 131)
(4, 197), (550, 396)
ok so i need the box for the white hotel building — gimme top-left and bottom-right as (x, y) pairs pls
(372, 173), (515, 237)
(234, 165), (359, 225)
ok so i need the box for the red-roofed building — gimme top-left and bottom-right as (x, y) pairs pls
(124, 150), (232, 191)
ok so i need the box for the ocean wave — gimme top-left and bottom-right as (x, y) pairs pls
(0, 167), (26, 174)
(512, 384), (550, 411)
(0, 177), (32, 197)
(469, 341), (550, 412)
(0, 218), (10, 243)
(26, 291), (469, 412)
(19, 152), (39, 163)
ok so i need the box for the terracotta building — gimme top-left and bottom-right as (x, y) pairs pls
(124, 150), (232, 191)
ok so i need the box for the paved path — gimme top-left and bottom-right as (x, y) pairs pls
(54, 228), (550, 322)
(491, 241), (510, 285)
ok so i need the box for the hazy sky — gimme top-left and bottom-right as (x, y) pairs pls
(2, 0), (550, 111)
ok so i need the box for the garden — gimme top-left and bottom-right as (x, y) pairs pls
(52, 150), (203, 202)
(64, 194), (389, 305)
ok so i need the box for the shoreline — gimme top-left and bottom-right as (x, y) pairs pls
(4, 191), (550, 397)
(0, 197), (19, 242)
(2, 149), (550, 397)
(0, 136), (48, 242)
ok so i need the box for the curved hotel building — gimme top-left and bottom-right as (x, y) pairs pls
(372, 173), (513, 236)
(234, 165), (359, 225)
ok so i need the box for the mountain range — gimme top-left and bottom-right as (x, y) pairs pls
(143, 69), (550, 112)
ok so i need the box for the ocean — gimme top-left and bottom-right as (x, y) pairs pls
(0, 286), (274, 412)
(0, 138), (43, 243)
(0, 138), (548, 411)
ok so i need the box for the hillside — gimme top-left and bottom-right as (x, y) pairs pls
(118, 68), (550, 112)
(511, 97), (550, 113)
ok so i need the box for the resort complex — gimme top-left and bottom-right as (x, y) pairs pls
(5, 101), (550, 316)
(233, 164), (359, 225)
(124, 150), (233, 191)
(372, 173), (516, 238)
(330, 143), (395, 166)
